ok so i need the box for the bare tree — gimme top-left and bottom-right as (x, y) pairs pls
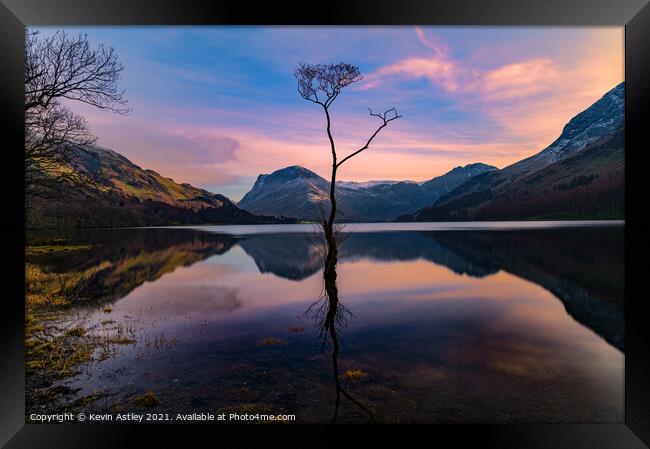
(295, 62), (401, 283)
(24, 30), (130, 198)
(296, 62), (401, 423)
(295, 62), (401, 232)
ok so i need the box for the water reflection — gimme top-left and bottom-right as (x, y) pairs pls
(27, 229), (239, 307)
(305, 224), (377, 423)
(26, 225), (624, 422)
(237, 228), (624, 351)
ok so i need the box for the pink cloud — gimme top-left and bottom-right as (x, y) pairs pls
(362, 30), (561, 102)
(414, 26), (449, 56)
(358, 27), (623, 169)
(76, 108), (243, 188)
(471, 58), (560, 100)
(481, 32), (624, 149)
(362, 55), (459, 91)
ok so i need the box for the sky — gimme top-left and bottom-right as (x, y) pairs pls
(34, 26), (624, 201)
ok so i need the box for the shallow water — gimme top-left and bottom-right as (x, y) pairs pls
(26, 222), (624, 423)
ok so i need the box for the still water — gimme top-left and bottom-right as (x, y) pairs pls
(26, 222), (624, 423)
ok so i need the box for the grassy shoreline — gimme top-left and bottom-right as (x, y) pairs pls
(25, 242), (138, 415)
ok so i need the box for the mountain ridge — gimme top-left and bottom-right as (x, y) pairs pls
(237, 162), (497, 221)
(26, 145), (295, 229)
(398, 82), (625, 222)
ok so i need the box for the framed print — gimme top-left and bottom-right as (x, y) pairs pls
(1, 0), (649, 447)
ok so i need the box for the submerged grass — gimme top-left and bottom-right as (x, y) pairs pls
(131, 390), (161, 407)
(26, 244), (93, 255)
(25, 333), (95, 378)
(257, 337), (286, 346)
(344, 369), (367, 382)
(64, 326), (86, 337)
(25, 253), (141, 414)
(69, 390), (107, 409)
(112, 337), (136, 345)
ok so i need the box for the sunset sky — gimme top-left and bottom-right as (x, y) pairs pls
(35, 26), (624, 201)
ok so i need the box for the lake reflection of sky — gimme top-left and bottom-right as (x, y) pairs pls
(32, 224), (624, 423)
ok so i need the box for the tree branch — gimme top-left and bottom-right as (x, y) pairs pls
(24, 30), (130, 199)
(336, 108), (402, 168)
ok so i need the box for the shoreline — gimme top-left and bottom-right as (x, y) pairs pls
(26, 219), (625, 234)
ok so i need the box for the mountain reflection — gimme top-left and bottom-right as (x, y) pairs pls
(27, 226), (623, 351)
(239, 233), (323, 280)
(26, 228), (239, 307)
(239, 228), (623, 351)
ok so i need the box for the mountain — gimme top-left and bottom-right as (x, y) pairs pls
(237, 163), (496, 222)
(505, 82), (624, 178)
(238, 165), (353, 221)
(338, 180), (415, 190)
(420, 162), (497, 192)
(26, 146), (294, 228)
(474, 127), (624, 220)
(399, 82), (625, 221)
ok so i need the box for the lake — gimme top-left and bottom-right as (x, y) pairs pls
(25, 222), (624, 423)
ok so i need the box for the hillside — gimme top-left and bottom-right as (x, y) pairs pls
(475, 127), (624, 220)
(26, 146), (293, 228)
(398, 82), (625, 221)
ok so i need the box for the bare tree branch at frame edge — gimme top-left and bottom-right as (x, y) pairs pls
(295, 62), (402, 423)
(24, 30), (130, 199)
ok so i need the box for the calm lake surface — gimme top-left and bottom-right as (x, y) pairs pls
(26, 222), (624, 423)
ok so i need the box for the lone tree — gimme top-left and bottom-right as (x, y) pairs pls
(295, 62), (401, 269)
(25, 30), (129, 198)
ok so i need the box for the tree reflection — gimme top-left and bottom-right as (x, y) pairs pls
(306, 225), (376, 424)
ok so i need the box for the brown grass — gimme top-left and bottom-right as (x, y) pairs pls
(257, 337), (286, 346)
(344, 369), (367, 381)
(131, 390), (161, 407)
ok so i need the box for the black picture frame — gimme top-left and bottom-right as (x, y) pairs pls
(1, 1), (648, 447)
